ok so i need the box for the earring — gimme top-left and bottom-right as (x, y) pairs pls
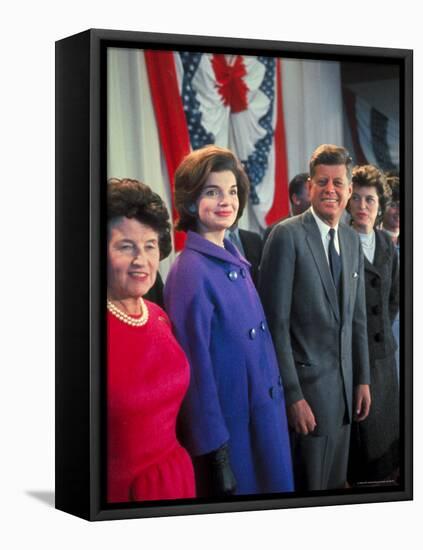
(378, 210), (382, 216)
(188, 204), (197, 214)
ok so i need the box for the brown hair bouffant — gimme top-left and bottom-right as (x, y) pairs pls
(348, 165), (392, 226)
(107, 178), (172, 260)
(174, 145), (250, 232)
(309, 144), (354, 180)
(385, 174), (400, 203)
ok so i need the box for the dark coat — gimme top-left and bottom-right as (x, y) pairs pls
(238, 228), (263, 287)
(349, 229), (400, 482)
(144, 271), (164, 308)
(164, 231), (294, 496)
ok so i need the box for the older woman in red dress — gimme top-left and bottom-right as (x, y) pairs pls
(107, 178), (195, 503)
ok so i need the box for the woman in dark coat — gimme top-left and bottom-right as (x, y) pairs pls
(347, 165), (400, 484)
(164, 145), (294, 497)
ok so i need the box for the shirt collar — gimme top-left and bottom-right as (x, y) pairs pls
(310, 206), (339, 238)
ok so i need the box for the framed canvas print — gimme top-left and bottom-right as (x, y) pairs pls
(55, 28), (413, 521)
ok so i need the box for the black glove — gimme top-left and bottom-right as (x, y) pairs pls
(209, 444), (237, 496)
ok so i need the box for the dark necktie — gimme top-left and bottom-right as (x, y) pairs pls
(329, 228), (342, 296)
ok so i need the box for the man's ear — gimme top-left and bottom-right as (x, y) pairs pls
(291, 193), (300, 206)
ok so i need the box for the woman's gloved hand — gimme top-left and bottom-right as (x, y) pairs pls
(209, 443), (237, 496)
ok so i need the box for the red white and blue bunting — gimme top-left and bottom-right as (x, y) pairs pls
(145, 51), (290, 248)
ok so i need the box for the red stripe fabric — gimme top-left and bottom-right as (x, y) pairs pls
(144, 50), (191, 250)
(265, 58), (289, 225)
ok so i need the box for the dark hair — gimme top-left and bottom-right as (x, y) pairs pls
(309, 144), (353, 180)
(348, 164), (391, 225)
(107, 178), (172, 260)
(385, 174), (400, 203)
(289, 172), (309, 202)
(174, 145), (250, 232)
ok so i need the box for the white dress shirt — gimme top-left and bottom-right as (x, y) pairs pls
(359, 230), (376, 264)
(310, 207), (340, 264)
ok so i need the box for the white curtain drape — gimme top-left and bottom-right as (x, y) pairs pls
(282, 58), (344, 179)
(108, 47), (175, 277)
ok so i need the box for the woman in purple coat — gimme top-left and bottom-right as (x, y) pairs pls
(164, 145), (294, 497)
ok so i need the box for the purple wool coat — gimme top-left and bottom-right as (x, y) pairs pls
(164, 231), (294, 495)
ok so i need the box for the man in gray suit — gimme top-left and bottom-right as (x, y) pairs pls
(259, 144), (371, 491)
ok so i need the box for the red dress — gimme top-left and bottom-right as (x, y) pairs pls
(107, 300), (196, 503)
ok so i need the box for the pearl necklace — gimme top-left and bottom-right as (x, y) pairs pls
(107, 297), (149, 327)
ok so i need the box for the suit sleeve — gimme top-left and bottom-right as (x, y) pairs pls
(352, 241), (371, 386)
(259, 225), (304, 406)
(164, 263), (229, 457)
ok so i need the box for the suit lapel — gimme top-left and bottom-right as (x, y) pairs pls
(338, 224), (354, 323)
(364, 254), (379, 277)
(303, 212), (340, 322)
(367, 230), (389, 276)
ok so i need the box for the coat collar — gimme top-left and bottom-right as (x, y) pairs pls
(185, 230), (251, 268)
(364, 229), (391, 276)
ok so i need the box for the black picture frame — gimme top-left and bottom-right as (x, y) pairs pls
(55, 28), (413, 521)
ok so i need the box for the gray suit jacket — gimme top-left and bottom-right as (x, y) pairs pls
(259, 209), (370, 436)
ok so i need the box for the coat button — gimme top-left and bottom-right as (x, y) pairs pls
(240, 268), (247, 278)
(260, 321), (266, 331)
(374, 332), (384, 343)
(269, 386), (275, 399)
(228, 270), (238, 281)
(372, 305), (381, 315)
(249, 328), (257, 339)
